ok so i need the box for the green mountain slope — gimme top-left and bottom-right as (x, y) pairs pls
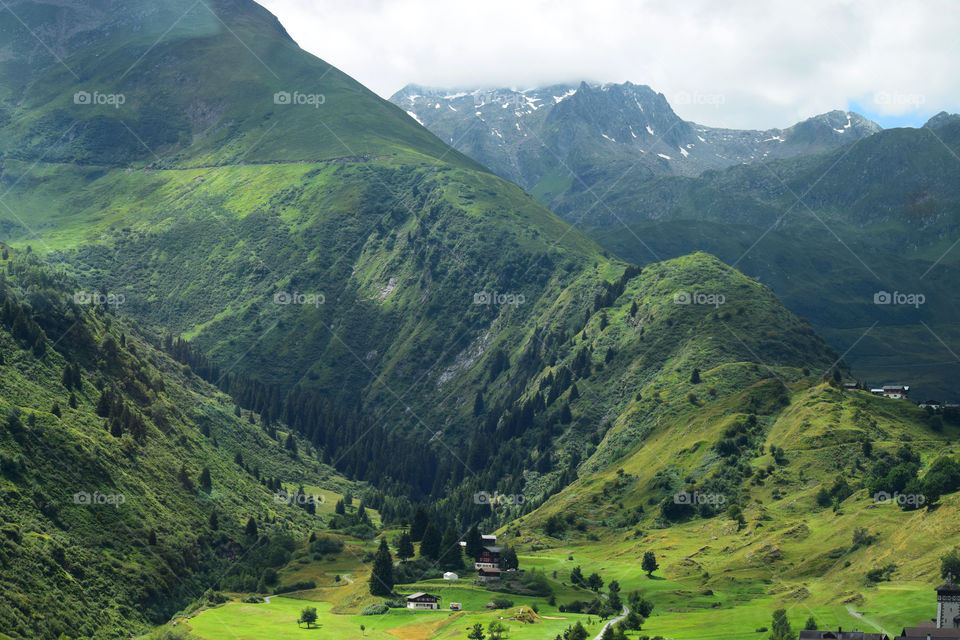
(584, 121), (960, 399)
(0, 0), (611, 508)
(0, 0), (471, 168)
(505, 360), (959, 639)
(0, 249), (365, 639)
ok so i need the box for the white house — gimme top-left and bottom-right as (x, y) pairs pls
(405, 592), (440, 610)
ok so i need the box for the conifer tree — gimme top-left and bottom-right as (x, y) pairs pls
(420, 522), (441, 560)
(440, 527), (464, 570)
(465, 523), (484, 560)
(369, 538), (394, 596)
(410, 506), (429, 541)
(199, 467), (212, 492)
(397, 531), (415, 563)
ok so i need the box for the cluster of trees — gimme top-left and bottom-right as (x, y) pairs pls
(660, 416), (762, 524)
(0, 291), (48, 357)
(866, 445), (960, 509)
(329, 498), (376, 538)
(467, 621), (510, 640)
(95, 386), (146, 439)
(569, 565), (605, 592)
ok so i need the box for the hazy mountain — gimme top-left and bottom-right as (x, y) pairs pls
(391, 82), (959, 399)
(389, 81), (881, 217)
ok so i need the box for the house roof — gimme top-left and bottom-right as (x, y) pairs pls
(937, 575), (960, 594)
(482, 546), (503, 553)
(883, 385), (909, 391)
(406, 592), (439, 600)
(799, 631), (888, 640)
(897, 627), (960, 639)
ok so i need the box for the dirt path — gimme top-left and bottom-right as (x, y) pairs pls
(592, 603), (628, 640)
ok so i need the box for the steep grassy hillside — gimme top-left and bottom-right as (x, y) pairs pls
(499, 348), (959, 638)
(0, 249), (366, 639)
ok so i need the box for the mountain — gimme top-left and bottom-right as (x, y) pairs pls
(1, 2), (957, 639)
(390, 82), (958, 399)
(0, 247), (366, 638)
(0, 0), (467, 167)
(389, 81), (880, 216)
(925, 111), (960, 129)
(582, 121), (960, 399)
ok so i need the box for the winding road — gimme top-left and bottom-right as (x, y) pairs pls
(591, 602), (629, 640)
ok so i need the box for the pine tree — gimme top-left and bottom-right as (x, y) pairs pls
(397, 531), (414, 563)
(410, 506), (429, 541)
(95, 388), (113, 417)
(420, 522), (441, 560)
(50, 403), (61, 418)
(199, 467), (212, 492)
(61, 365), (74, 389)
(473, 391), (484, 416)
(178, 465), (194, 492)
(148, 529), (157, 545)
(465, 523), (484, 560)
(244, 517), (258, 538)
(770, 609), (793, 640)
(284, 433), (298, 456)
(570, 565), (584, 586)
(439, 527), (464, 570)
(209, 511), (219, 530)
(500, 546), (518, 570)
(369, 538), (394, 596)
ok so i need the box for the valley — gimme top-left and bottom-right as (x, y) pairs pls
(0, 1), (957, 640)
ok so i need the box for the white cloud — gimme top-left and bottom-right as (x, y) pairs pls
(259, 0), (959, 129)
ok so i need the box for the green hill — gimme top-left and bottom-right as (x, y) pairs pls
(0, 248), (366, 638)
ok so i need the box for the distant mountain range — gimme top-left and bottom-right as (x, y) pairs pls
(390, 82), (881, 215)
(391, 82), (960, 400)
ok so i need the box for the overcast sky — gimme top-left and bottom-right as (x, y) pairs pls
(258, 0), (959, 129)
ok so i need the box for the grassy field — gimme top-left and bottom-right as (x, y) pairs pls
(181, 596), (605, 640)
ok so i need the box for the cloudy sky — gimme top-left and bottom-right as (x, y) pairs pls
(258, 0), (959, 129)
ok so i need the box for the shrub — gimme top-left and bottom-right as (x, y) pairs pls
(361, 603), (389, 615)
(310, 534), (344, 555)
(274, 579), (316, 594)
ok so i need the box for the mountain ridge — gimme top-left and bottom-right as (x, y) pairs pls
(389, 80), (882, 199)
